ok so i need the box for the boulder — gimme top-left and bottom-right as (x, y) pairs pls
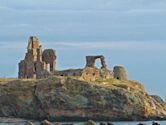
(55, 122), (61, 125)
(62, 124), (73, 125)
(152, 121), (160, 125)
(107, 122), (114, 125)
(40, 120), (51, 125)
(84, 120), (96, 125)
(99, 122), (107, 125)
(137, 123), (146, 125)
(26, 121), (33, 125)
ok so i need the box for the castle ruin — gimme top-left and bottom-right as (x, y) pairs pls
(113, 66), (128, 81)
(18, 36), (128, 81)
(18, 36), (56, 79)
(85, 55), (107, 69)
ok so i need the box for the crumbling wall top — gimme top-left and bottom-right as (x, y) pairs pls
(42, 49), (56, 64)
(86, 55), (107, 69)
(27, 36), (40, 50)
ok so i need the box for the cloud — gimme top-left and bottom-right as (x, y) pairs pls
(1, 41), (166, 51)
(44, 41), (166, 51)
(0, 0), (166, 43)
(0, 42), (26, 49)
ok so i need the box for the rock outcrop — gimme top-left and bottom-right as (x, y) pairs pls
(0, 77), (166, 121)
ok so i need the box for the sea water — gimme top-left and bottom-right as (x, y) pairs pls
(0, 121), (166, 125)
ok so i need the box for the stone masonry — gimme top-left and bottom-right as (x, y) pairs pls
(113, 66), (128, 81)
(18, 36), (56, 79)
(18, 37), (128, 81)
(86, 55), (107, 69)
(81, 55), (113, 81)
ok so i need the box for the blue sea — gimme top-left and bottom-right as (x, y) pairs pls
(0, 121), (166, 125)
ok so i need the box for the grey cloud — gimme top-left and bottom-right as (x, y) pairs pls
(0, 0), (166, 42)
(1, 41), (166, 51)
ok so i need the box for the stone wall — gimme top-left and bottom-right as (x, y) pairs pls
(80, 55), (113, 81)
(86, 55), (107, 69)
(19, 38), (128, 81)
(80, 67), (113, 81)
(54, 69), (83, 77)
(18, 36), (56, 79)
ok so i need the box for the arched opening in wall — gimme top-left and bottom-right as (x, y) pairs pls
(48, 64), (51, 72)
(117, 77), (120, 80)
(34, 63), (37, 72)
(95, 58), (102, 69)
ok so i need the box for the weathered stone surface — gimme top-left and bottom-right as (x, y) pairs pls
(55, 122), (61, 125)
(42, 49), (56, 72)
(54, 69), (83, 77)
(26, 121), (34, 125)
(40, 120), (51, 125)
(0, 77), (166, 121)
(113, 66), (128, 81)
(80, 67), (113, 81)
(86, 55), (107, 69)
(42, 49), (56, 63)
(137, 123), (146, 125)
(18, 36), (56, 79)
(99, 122), (107, 125)
(54, 67), (113, 82)
(27, 36), (40, 49)
(107, 123), (114, 125)
(79, 55), (113, 81)
(151, 95), (165, 104)
(84, 120), (96, 125)
(19, 38), (129, 82)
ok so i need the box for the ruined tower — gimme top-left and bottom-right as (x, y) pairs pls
(18, 36), (56, 79)
(113, 66), (128, 81)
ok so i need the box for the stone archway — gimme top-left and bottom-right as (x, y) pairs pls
(42, 49), (56, 72)
(85, 55), (107, 69)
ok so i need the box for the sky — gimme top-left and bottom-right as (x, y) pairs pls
(0, 0), (166, 100)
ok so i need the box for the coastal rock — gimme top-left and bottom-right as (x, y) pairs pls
(107, 122), (114, 125)
(55, 122), (61, 125)
(0, 77), (165, 121)
(99, 122), (107, 125)
(152, 121), (160, 125)
(84, 120), (96, 125)
(40, 120), (51, 125)
(137, 123), (146, 125)
(151, 95), (165, 104)
(26, 121), (34, 125)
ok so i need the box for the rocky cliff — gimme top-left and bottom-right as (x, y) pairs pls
(0, 77), (166, 121)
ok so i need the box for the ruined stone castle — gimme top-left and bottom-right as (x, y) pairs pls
(19, 36), (128, 81)
(18, 36), (56, 79)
